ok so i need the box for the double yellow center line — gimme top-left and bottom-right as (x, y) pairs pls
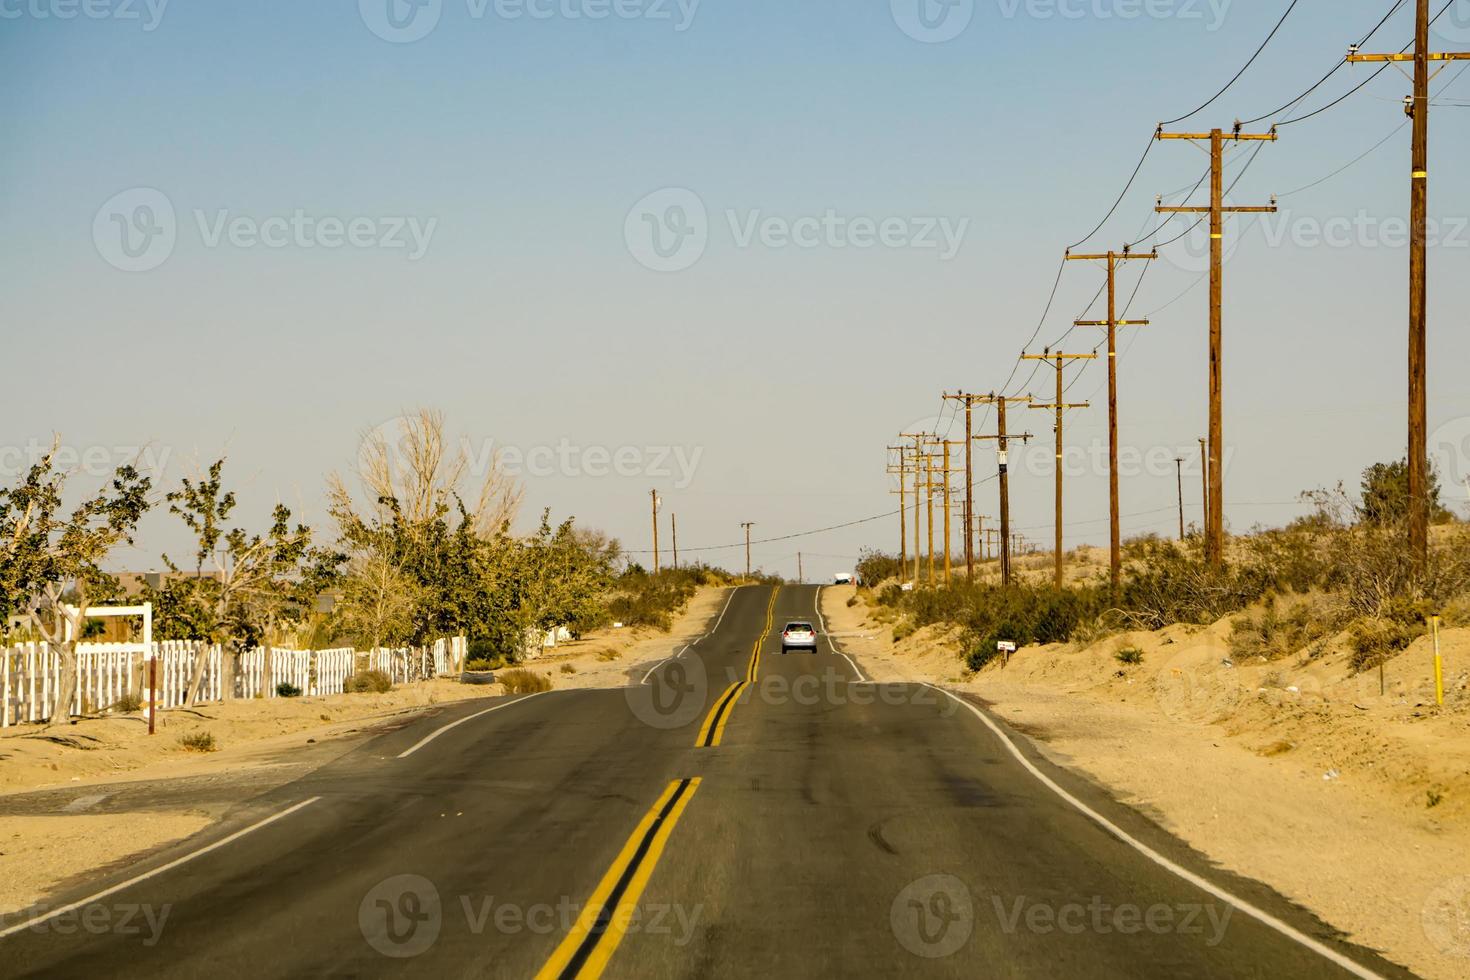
(694, 586), (777, 748)
(536, 587), (780, 979)
(534, 777), (702, 980)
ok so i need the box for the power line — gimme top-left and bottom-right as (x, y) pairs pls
(1238, 0), (1408, 125)
(1160, 0), (1304, 126)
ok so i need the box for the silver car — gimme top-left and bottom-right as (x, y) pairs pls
(780, 621), (818, 654)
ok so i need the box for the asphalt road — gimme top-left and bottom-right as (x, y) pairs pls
(0, 585), (1414, 978)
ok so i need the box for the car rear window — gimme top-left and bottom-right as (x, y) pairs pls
(785, 623), (813, 631)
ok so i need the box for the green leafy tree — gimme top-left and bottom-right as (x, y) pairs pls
(1359, 457), (1453, 527)
(0, 444), (151, 721)
(154, 460), (340, 703)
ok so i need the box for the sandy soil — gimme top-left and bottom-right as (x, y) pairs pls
(0, 588), (730, 919)
(822, 584), (1470, 980)
(516, 586), (733, 692)
(0, 814), (214, 916)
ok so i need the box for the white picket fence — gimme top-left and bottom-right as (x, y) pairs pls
(2, 636), (466, 728)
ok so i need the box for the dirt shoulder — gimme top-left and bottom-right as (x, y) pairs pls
(822, 584), (1470, 980)
(0, 586), (730, 917)
(512, 585), (734, 692)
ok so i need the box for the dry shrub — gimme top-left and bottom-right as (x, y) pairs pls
(346, 670), (393, 694)
(499, 668), (552, 694)
(178, 730), (217, 752)
(1228, 593), (1349, 663)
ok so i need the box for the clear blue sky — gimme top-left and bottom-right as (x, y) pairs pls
(3, 1), (1469, 577)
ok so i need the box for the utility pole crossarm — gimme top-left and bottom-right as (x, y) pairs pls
(1028, 402), (1090, 411)
(1074, 319), (1148, 327)
(1346, 52), (1470, 62)
(1064, 251), (1159, 261)
(1155, 205), (1277, 214)
(1155, 131), (1277, 141)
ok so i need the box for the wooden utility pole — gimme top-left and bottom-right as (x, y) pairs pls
(924, 448), (937, 585)
(1199, 437), (1209, 534)
(887, 445), (911, 578)
(943, 392), (986, 579)
(1175, 457), (1186, 541)
(973, 396), (1032, 587)
(900, 432), (934, 584)
(975, 514), (992, 562)
(1348, 6), (1470, 573)
(1066, 248), (1156, 588)
(671, 513), (679, 569)
(797, 552), (803, 585)
(1155, 125), (1278, 570)
(938, 440), (967, 585)
(650, 489), (661, 575)
(740, 522), (755, 579)
(1023, 350), (1095, 588)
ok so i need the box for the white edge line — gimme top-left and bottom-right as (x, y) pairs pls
(396, 692), (543, 759)
(640, 585), (742, 686)
(815, 585), (867, 683)
(929, 684), (1386, 980)
(0, 796), (321, 942)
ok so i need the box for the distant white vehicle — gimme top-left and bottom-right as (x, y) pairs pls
(833, 572), (854, 585)
(780, 621), (818, 654)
